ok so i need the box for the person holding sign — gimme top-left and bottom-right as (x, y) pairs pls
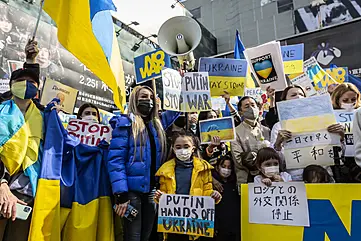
(108, 86), (179, 241)
(154, 131), (221, 241)
(254, 147), (292, 186)
(271, 86), (345, 181)
(76, 103), (100, 123)
(230, 96), (270, 186)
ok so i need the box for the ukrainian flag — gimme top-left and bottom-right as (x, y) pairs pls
(28, 109), (114, 241)
(0, 100), (43, 197)
(44, 0), (126, 111)
(306, 62), (336, 91)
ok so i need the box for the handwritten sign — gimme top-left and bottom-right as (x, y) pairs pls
(180, 72), (212, 112)
(289, 73), (317, 97)
(248, 182), (309, 227)
(198, 58), (246, 96)
(335, 110), (354, 157)
(67, 119), (112, 146)
(277, 94), (336, 133)
(162, 68), (182, 111)
(244, 87), (264, 98)
(284, 131), (340, 169)
(281, 44), (304, 74)
(40, 78), (78, 114)
(134, 49), (171, 84)
(199, 117), (236, 144)
(304, 57), (337, 93)
(158, 194), (215, 237)
(0, 79), (9, 93)
(325, 67), (348, 84)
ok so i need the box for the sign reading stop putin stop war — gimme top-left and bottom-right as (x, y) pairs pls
(198, 58), (247, 96)
(158, 194), (215, 238)
(67, 119), (111, 146)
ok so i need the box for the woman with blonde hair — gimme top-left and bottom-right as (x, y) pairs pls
(331, 83), (361, 110)
(108, 85), (179, 241)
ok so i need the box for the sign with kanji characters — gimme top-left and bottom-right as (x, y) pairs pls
(248, 183), (309, 227)
(157, 194), (215, 237)
(335, 110), (354, 157)
(242, 184), (361, 241)
(277, 94), (336, 133)
(284, 131), (340, 169)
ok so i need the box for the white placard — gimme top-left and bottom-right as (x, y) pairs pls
(284, 131), (340, 149)
(290, 73), (317, 97)
(162, 68), (182, 111)
(248, 182), (310, 227)
(0, 79), (9, 93)
(335, 110), (354, 157)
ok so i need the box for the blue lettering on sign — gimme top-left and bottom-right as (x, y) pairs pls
(303, 200), (361, 241)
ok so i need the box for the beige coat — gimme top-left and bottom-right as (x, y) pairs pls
(231, 121), (270, 186)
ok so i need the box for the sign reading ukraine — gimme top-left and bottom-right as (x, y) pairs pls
(281, 44), (304, 74)
(134, 49), (171, 84)
(198, 58), (247, 96)
(158, 194), (215, 237)
(241, 184), (361, 241)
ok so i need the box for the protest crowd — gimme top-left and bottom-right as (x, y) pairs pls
(0, 1), (361, 241)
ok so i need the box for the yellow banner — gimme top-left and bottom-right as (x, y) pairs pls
(209, 76), (245, 96)
(241, 184), (361, 241)
(284, 60), (303, 75)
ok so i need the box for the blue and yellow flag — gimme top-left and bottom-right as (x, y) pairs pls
(44, 0), (126, 111)
(0, 100), (42, 196)
(28, 110), (114, 241)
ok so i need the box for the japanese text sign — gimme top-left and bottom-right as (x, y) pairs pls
(180, 72), (212, 112)
(198, 58), (247, 96)
(283, 131), (340, 169)
(281, 44), (304, 74)
(162, 68), (182, 111)
(248, 182), (309, 227)
(67, 119), (112, 146)
(277, 94), (336, 133)
(134, 49), (171, 84)
(335, 110), (354, 157)
(157, 194), (215, 237)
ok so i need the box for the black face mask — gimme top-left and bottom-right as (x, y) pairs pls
(137, 99), (154, 116)
(174, 116), (186, 128)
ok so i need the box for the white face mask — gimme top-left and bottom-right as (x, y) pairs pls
(340, 102), (355, 111)
(219, 167), (231, 178)
(263, 166), (279, 176)
(82, 115), (99, 123)
(174, 148), (193, 161)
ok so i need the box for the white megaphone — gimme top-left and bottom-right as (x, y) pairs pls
(158, 16), (202, 70)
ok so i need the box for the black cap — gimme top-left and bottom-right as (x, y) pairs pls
(10, 68), (39, 85)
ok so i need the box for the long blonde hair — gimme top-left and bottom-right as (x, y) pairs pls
(128, 86), (167, 163)
(331, 83), (361, 109)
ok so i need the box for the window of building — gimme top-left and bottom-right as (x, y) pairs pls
(190, 7), (201, 19)
(277, 0), (293, 13)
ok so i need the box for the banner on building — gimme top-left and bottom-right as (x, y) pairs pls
(134, 49), (171, 84)
(198, 57), (247, 96)
(242, 184), (361, 241)
(67, 119), (112, 146)
(158, 194), (215, 238)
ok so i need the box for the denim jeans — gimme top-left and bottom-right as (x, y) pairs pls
(124, 191), (157, 241)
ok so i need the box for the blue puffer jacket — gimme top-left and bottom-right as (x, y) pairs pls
(108, 111), (179, 194)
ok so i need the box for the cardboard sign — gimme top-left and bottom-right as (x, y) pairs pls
(134, 49), (171, 84)
(335, 110), (354, 157)
(277, 94), (336, 133)
(304, 57), (337, 93)
(180, 72), (212, 112)
(283, 131), (340, 169)
(242, 184), (361, 241)
(281, 44), (304, 74)
(248, 182), (309, 227)
(198, 58), (247, 96)
(289, 73), (317, 97)
(0, 79), (9, 93)
(158, 194), (215, 237)
(244, 41), (287, 91)
(67, 119), (112, 146)
(41, 78), (78, 114)
(162, 68), (182, 111)
(199, 117), (236, 144)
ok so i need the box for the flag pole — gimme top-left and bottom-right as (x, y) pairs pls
(32, 0), (45, 40)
